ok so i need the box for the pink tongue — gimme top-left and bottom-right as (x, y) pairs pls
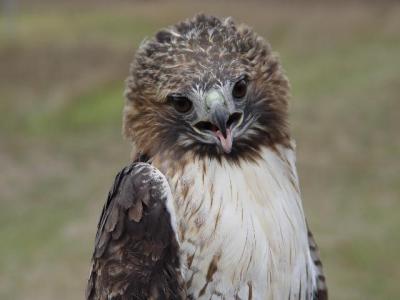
(215, 129), (233, 153)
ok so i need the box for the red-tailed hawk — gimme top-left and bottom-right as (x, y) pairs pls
(86, 14), (327, 300)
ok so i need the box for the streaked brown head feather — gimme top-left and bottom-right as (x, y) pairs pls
(123, 14), (290, 163)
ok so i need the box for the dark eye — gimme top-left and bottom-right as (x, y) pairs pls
(232, 78), (248, 99)
(167, 94), (193, 113)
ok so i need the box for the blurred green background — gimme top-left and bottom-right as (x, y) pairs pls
(1, 0), (399, 299)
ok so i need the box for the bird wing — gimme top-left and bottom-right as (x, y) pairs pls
(86, 162), (186, 300)
(308, 227), (328, 300)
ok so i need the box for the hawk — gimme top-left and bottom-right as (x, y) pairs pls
(86, 14), (327, 300)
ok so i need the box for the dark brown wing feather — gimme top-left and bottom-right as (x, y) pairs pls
(308, 227), (328, 300)
(86, 163), (186, 300)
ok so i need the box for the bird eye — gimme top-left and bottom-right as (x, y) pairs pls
(232, 78), (248, 99)
(167, 94), (193, 113)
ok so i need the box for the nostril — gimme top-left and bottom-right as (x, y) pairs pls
(194, 121), (219, 133)
(226, 112), (243, 128)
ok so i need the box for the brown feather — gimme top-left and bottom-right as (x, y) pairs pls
(308, 227), (328, 300)
(86, 163), (186, 300)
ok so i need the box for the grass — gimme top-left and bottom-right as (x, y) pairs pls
(25, 81), (124, 134)
(1, 1), (399, 299)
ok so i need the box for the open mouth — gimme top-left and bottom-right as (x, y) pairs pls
(226, 112), (243, 129)
(193, 112), (243, 153)
(193, 112), (243, 133)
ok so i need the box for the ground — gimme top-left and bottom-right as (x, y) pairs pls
(0, 1), (399, 299)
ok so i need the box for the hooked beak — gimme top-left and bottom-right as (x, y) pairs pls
(193, 104), (244, 154)
(210, 105), (233, 153)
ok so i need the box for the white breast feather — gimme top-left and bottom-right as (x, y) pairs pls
(154, 143), (316, 299)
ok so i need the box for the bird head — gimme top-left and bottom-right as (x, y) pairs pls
(123, 14), (290, 163)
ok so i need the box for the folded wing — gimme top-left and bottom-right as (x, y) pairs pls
(308, 228), (328, 300)
(86, 162), (186, 300)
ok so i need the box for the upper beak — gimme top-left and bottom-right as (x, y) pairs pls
(210, 104), (233, 153)
(192, 89), (244, 154)
(210, 105), (229, 139)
